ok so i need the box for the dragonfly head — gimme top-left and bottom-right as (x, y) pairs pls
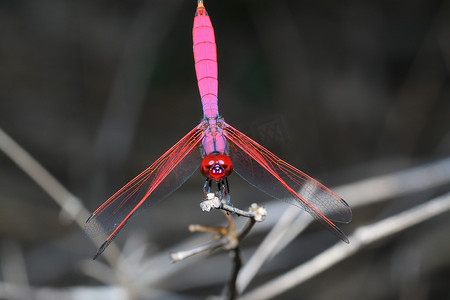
(200, 154), (233, 181)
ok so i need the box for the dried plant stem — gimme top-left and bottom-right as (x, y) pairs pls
(171, 205), (261, 263)
(221, 204), (258, 218)
(240, 191), (450, 300)
(237, 209), (310, 294)
(223, 247), (242, 300)
(200, 194), (267, 221)
(334, 157), (450, 208)
(0, 127), (123, 269)
(0, 127), (87, 225)
(237, 156), (450, 294)
(171, 204), (261, 299)
(170, 238), (230, 263)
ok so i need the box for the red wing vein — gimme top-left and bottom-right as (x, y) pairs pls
(223, 123), (351, 242)
(85, 125), (204, 258)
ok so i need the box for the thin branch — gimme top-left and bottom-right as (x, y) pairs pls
(236, 210), (311, 294)
(238, 218), (256, 241)
(170, 238), (229, 263)
(240, 191), (450, 300)
(0, 127), (87, 225)
(334, 157), (450, 208)
(0, 127), (124, 270)
(171, 201), (265, 299)
(170, 202), (264, 264)
(123, 157), (450, 292)
(223, 247), (242, 300)
(0, 281), (130, 300)
(236, 156), (450, 293)
(200, 193), (267, 221)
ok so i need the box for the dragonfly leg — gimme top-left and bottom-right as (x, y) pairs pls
(203, 178), (211, 195)
(202, 177), (232, 207)
(221, 178), (232, 207)
(225, 178), (232, 205)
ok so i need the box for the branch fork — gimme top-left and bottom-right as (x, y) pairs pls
(170, 195), (266, 299)
(170, 194), (266, 263)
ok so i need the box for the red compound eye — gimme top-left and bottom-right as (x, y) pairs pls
(216, 154), (233, 176)
(200, 154), (233, 180)
(200, 155), (217, 177)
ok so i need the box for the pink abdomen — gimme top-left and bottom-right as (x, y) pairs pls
(193, 15), (218, 119)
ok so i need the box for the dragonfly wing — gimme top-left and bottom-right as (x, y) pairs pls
(85, 124), (204, 258)
(223, 123), (352, 242)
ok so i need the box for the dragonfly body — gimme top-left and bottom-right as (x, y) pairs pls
(193, 3), (226, 156)
(86, 1), (352, 259)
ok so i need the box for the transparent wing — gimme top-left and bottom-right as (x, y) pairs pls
(85, 124), (204, 258)
(223, 123), (351, 242)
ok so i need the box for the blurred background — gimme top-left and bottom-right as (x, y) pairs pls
(0, 0), (449, 299)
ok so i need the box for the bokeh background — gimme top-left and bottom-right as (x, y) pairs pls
(0, 0), (449, 299)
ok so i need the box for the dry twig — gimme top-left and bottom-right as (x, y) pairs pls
(170, 201), (265, 263)
(237, 156), (450, 294)
(171, 196), (266, 299)
(240, 191), (450, 300)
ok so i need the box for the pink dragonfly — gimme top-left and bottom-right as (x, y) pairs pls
(86, 0), (352, 259)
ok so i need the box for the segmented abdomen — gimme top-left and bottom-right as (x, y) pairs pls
(193, 13), (218, 119)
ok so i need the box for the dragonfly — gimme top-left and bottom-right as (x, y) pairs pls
(86, 0), (352, 259)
